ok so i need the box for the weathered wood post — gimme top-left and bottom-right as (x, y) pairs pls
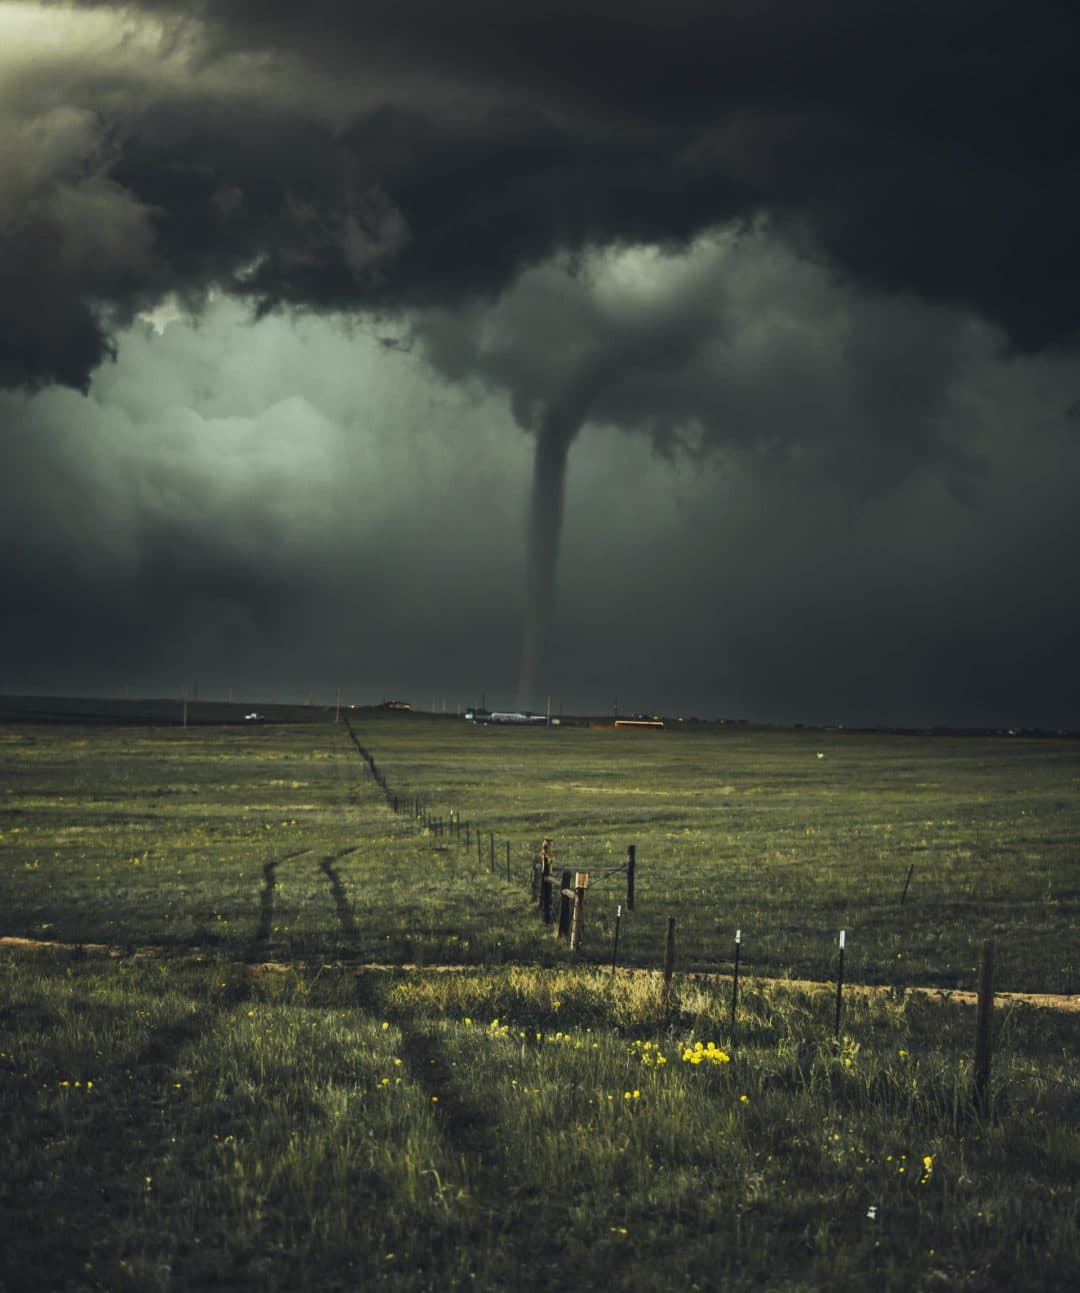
(901, 862), (915, 905)
(505, 839), (511, 883)
(489, 832), (495, 874)
(476, 830), (482, 869)
(540, 840), (554, 925)
(465, 821), (470, 850)
(570, 872), (588, 952)
(663, 916), (676, 998)
(557, 870), (573, 939)
(973, 938), (995, 1110)
(626, 845), (636, 911)
(535, 838), (551, 904)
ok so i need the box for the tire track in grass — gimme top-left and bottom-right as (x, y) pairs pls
(363, 1000), (580, 1290)
(1, 963), (241, 1291)
(399, 1021), (501, 1161)
(352, 973), (511, 1226)
(319, 848), (362, 956)
(246, 848), (312, 963)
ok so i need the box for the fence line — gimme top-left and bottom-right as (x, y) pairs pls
(340, 718), (1007, 1099)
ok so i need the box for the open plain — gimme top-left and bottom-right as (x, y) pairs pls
(1, 710), (1077, 1291)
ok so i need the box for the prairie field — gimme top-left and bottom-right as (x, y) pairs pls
(1, 712), (1077, 1291)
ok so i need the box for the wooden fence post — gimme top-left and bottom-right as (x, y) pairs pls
(505, 839), (510, 883)
(489, 832), (495, 874)
(570, 872), (588, 952)
(557, 870), (573, 939)
(541, 863), (553, 923)
(626, 845), (636, 911)
(973, 938), (995, 1110)
(537, 839), (554, 917)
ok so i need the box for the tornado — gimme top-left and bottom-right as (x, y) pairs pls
(515, 377), (604, 710)
(516, 425), (572, 709)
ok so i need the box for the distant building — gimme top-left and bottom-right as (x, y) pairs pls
(380, 700), (412, 711)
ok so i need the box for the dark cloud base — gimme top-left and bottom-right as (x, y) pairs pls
(5, 2), (1080, 394)
(3, 297), (1079, 731)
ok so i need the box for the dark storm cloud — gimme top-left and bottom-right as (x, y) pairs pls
(5, 2), (1080, 728)
(0, 300), (533, 700)
(5, 0), (1080, 394)
(408, 232), (1018, 707)
(1, 290), (1078, 727)
(414, 232), (994, 497)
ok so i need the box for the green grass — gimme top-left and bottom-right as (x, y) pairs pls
(3, 716), (1079, 989)
(351, 715), (1080, 992)
(1, 955), (1076, 1292)
(1, 714), (1078, 1290)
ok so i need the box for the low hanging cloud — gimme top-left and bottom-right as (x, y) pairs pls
(410, 231), (1004, 701)
(1, 287), (1078, 725)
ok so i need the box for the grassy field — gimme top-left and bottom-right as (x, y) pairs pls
(1, 713), (1078, 1291)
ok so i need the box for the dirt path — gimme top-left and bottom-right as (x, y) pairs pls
(4, 933), (1078, 1013)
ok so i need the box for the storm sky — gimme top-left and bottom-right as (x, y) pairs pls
(2, 1), (1079, 727)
